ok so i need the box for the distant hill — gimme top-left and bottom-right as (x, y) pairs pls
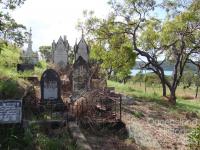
(133, 61), (197, 71)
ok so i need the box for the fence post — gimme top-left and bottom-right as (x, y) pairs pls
(120, 95), (122, 121)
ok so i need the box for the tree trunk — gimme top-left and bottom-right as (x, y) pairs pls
(161, 81), (167, 97)
(195, 67), (200, 98)
(169, 88), (176, 105)
(195, 85), (199, 98)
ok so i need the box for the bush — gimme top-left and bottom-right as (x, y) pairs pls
(0, 125), (26, 149)
(35, 60), (47, 69)
(0, 78), (28, 99)
(188, 125), (200, 149)
(0, 43), (21, 67)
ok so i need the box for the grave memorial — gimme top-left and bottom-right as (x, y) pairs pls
(0, 100), (22, 124)
(40, 69), (61, 102)
(72, 34), (90, 97)
(17, 64), (34, 72)
(51, 36), (69, 68)
(72, 56), (89, 95)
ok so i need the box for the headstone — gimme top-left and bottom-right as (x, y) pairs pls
(52, 36), (69, 68)
(0, 100), (22, 124)
(40, 69), (61, 102)
(20, 28), (39, 65)
(72, 56), (89, 96)
(17, 64), (34, 72)
(74, 35), (89, 62)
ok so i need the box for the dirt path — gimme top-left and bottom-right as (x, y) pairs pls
(121, 95), (199, 150)
(122, 112), (162, 149)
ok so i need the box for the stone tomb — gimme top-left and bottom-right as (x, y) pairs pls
(40, 69), (61, 102)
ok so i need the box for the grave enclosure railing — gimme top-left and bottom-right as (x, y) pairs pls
(68, 90), (122, 125)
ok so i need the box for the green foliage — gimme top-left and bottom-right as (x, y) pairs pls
(181, 71), (194, 88)
(0, 123), (76, 150)
(80, 12), (136, 80)
(132, 71), (144, 83)
(0, 125), (26, 149)
(0, 79), (18, 97)
(108, 80), (200, 113)
(145, 73), (160, 86)
(35, 60), (47, 69)
(188, 125), (200, 149)
(0, 78), (29, 99)
(36, 133), (66, 150)
(0, 0), (27, 46)
(0, 42), (21, 67)
(132, 111), (144, 118)
(0, 0), (26, 10)
(39, 46), (52, 60)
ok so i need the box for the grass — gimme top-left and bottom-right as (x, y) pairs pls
(108, 80), (200, 114)
(0, 124), (77, 150)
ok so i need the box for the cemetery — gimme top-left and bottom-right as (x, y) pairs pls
(1, 0), (200, 149)
(0, 34), (127, 150)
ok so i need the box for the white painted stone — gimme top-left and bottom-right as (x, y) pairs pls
(44, 81), (58, 100)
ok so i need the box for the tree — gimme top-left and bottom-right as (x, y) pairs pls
(0, 0), (27, 47)
(78, 11), (136, 81)
(105, 0), (200, 104)
(79, 0), (200, 104)
(190, 59), (200, 98)
(39, 46), (52, 61)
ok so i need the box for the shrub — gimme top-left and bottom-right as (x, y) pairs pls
(188, 125), (200, 149)
(0, 78), (28, 99)
(35, 60), (47, 69)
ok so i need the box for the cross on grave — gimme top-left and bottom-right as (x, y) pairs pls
(40, 69), (61, 102)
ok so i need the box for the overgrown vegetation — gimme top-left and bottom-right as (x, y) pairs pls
(0, 42), (46, 99)
(188, 125), (200, 150)
(0, 124), (76, 150)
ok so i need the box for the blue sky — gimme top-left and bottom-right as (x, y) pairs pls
(11, 0), (110, 51)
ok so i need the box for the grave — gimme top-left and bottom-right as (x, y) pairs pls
(40, 69), (61, 102)
(0, 100), (22, 124)
(72, 56), (89, 96)
(52, 36), (69, 68)
(74, 34), (90, 62)
(17, 63), (34, 72)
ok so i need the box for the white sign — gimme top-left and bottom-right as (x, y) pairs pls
(0, 100), (22, 124)
(44, 81), (58, 100)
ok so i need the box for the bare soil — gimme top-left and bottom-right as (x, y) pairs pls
(81, 96), (199, 150)
(121, 97), (200, 150)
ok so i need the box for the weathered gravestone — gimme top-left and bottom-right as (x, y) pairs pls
(0, 100), (22, 124)
(17, 63), (34, 72)
(72, 56), (89, 96)
(40, 69), (61, 102)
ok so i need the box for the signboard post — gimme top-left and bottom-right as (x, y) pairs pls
(0, 100), (22, 124)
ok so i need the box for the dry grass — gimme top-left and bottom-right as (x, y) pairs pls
(108, 80), (200, 114)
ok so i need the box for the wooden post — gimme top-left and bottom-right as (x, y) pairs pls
(115, 100), (117, 121)
(76, 104), (78, 124)
(120, 95), (122, 121)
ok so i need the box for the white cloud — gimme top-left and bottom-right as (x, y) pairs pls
(11, 0), (110, 51)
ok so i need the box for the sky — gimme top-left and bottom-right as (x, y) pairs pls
(11, 0), (110, 51)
